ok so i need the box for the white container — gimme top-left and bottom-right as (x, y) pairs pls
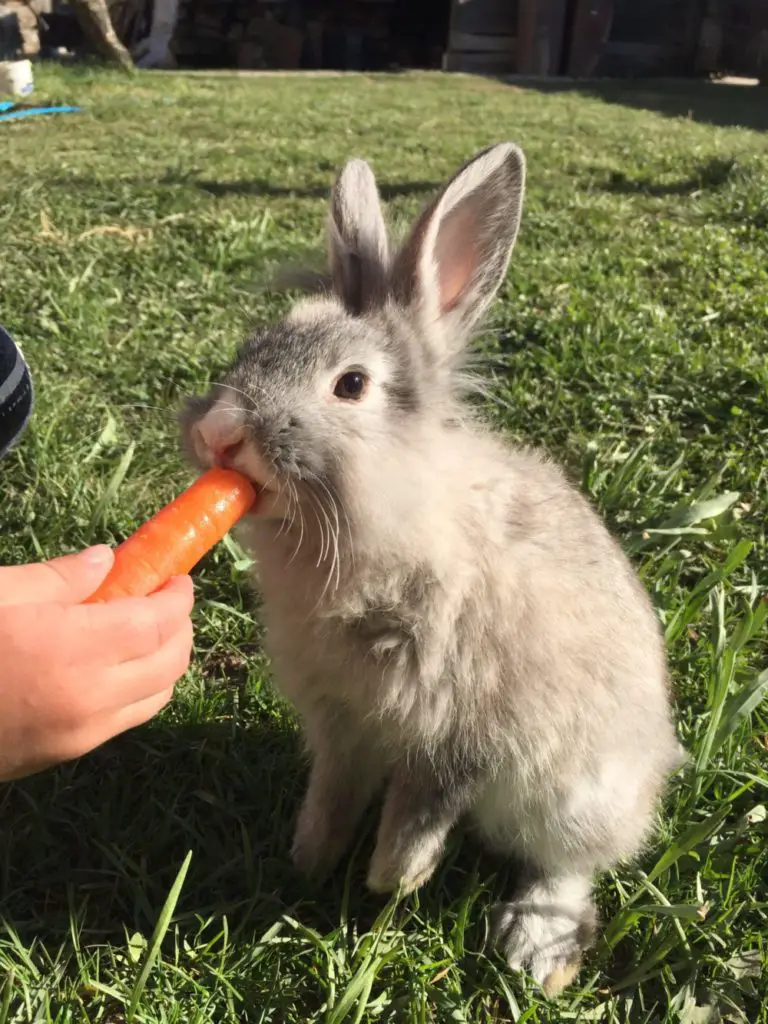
(0, 60), (34, 99)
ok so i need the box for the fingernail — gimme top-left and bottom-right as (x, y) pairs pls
(84, 545), (114, 566)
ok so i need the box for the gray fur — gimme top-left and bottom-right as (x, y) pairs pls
(182, 143), (683, 996)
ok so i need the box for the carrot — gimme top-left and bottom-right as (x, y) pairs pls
(85, 467), (257, 603)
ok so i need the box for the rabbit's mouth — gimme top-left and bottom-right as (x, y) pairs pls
(224, 449), (287, 519)
(186, 415), (285, 518)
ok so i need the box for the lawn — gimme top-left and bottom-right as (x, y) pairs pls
(1, 66), (767, 1023)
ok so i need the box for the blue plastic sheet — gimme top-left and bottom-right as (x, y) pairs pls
(0, 101), (80, 122)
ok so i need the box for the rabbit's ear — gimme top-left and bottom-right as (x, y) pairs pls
(392, 143), (525, 353)
(328, 158), (390, 315)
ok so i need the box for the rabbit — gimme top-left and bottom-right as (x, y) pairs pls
(181, 143), (684, 996)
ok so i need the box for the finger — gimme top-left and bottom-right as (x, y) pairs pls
(158, 575), (195, 601)
(99, 617), (193, 710)
(44, 684), (177, 769)
(0, 546), (115, 607)
(3, 618), (191, 773)
(65, 575), (194, 667)
(109, 684), (176, 734)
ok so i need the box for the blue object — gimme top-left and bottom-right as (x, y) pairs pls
(0, 103), (80, 122)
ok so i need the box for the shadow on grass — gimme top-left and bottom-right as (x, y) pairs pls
(598, 156), (738, 197)
(0, 715), (508, 950)
(192, 178), (439, 201)
(516, 79), (768, 132)
(0, 711), (705, 1014)
(1, 718), (304, 941)
(43, 170), (438, 204)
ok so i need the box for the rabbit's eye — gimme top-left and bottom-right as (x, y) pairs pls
(333, 371), (368, 401)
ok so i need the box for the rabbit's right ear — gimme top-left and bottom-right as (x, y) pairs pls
(328, 158), (390, 316)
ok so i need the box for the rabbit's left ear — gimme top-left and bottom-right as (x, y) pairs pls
(328, 158), (390, 315)
(391, 143), (525, 354)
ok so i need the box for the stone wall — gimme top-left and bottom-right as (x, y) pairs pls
(0, 0), (52, 57)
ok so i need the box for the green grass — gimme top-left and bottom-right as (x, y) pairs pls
(1, 66), (767, 1023)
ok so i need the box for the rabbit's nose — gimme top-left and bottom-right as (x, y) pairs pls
(192, 406), (246, 467)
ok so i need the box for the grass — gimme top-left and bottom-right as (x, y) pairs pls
(0, 65), (767, 1023)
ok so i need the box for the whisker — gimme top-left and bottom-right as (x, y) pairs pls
(305, 481), (327, 560)
(213, 379), (276, 410)
(114, 402), (180, 415)
(211, 381), (262, 412)
(288, 481), (306, 565)
(283, 479), (298, 545)
(309, 476), (341, 601)
(307, 498), (328, 585)
(312, 489), (332, 568)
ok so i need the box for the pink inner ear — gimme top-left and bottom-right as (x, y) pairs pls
(434, 202), (478, 313)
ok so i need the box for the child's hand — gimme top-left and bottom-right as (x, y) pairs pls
(0, 546), (194, 781)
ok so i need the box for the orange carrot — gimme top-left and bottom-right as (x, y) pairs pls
(85, 467), (257, 603)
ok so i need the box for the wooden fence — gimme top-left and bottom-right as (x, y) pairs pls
(445, 0), (768, 80)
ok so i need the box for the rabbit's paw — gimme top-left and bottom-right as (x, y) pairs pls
(291, 803), (351, 880)
(366, 832), (443, 895)
(491, 876), (596, 997)
(291, 832), (333, 879)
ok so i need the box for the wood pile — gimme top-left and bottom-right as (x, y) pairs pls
(170, 0), (395, 70)
(445, 0), (518, 74)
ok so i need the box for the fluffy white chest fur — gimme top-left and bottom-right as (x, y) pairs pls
(242, 433), (677, 870)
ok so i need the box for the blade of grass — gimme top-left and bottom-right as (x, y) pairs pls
(646, 806), (729, 885)
(127, 850), (192, 1022)
(710, 668), (768, 757)
(326, 895), (401, 1024)
(0, 969), (13, 1024)
(87, 440), (136, 539)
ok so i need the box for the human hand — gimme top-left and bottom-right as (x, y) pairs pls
(0, 546), (194, 781)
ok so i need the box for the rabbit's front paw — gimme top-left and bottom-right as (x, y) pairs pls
(290, 827), (340, 879)
(291, 800), (352, 880)
(492, 876), (596, 997)
(366, 831), (444, 895)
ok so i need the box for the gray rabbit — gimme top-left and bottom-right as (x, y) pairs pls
(182, 144), (683, 996)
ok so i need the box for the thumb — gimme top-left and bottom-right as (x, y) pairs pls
(0, 545), (115, 607)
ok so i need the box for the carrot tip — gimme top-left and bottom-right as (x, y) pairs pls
(83, 468), (257, 602)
